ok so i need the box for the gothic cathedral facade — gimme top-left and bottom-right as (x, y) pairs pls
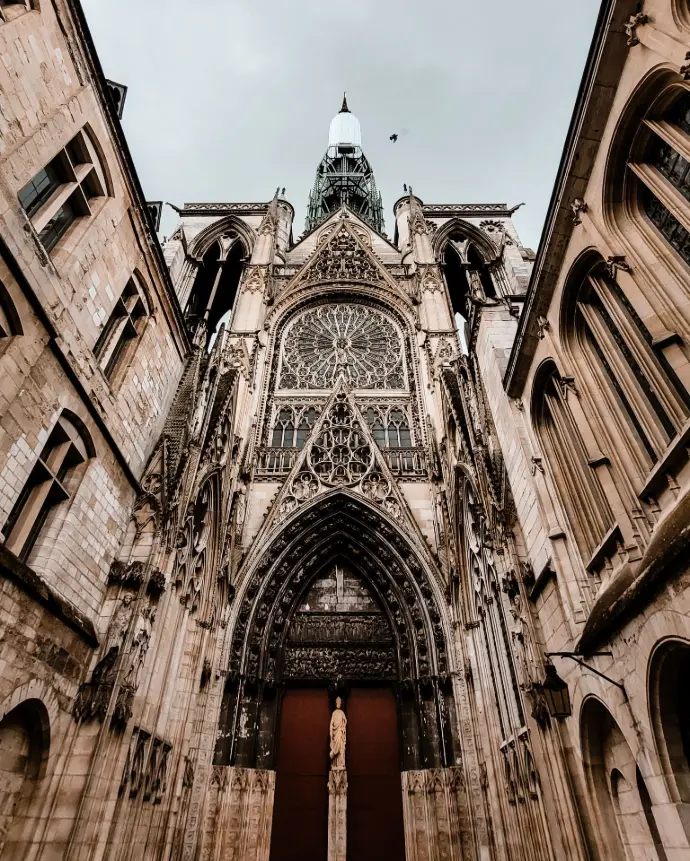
(0, 1), (690, 860)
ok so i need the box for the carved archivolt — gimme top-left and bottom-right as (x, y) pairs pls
(230, 493), (448, 684)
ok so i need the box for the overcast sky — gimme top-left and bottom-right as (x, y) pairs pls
(81, 0), (601, 249)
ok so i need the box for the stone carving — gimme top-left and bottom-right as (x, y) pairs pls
(329, 697), (347, 770)
(282, 646), (397, 680)
(304, 225), (382, 284)
(73, 598), (155, 727)
(279, 303), (405, 390)
(308, 398), (373, 485)
(109, 560), (145, 589)
(682, 51), (690, 81)
(570, 198), (588, 224)
(122, 605), (154, 689)
(104, 594), (136, 657)
(287, 613), (392, 645)
(536, 315), (549, 339)
(625, 12), (648, 46)
(605, 254), (632, 279)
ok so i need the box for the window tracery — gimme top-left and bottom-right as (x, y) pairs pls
(573, 268), (688, 474)
(631, 89), (690, 266)
(279, 303), (405, 390)
(18, 127), (109, 254)
(3, 413), (92, 564)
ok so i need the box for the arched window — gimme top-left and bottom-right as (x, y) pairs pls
(18, 127), (109, 254)
(93, 275), (149, 380)
(3, 413), (93, 564)
(0, 698), (49, 857)
(569, 262), (689, 477)
(271, 408), (296, 448)
(295, 407), (318, 448)
(271, 406), (319, 449)
(534, 363), (614, 561)
(581, 698), (663, 860)
(185, 236), (244, 346)
(628, 90), (690, 264)
(387, 409), (411, 447)
(443, 237), (470, 317)
(0, 278), (22, 340)
(0, 1), (33, 23)
(650, 640), (690, 822)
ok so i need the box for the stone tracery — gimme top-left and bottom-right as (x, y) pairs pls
(279, 303), (405, 390)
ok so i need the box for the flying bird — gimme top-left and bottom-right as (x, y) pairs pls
(390, 133), (398, 142)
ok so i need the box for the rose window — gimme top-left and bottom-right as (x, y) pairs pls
(279, 304), (405, 390)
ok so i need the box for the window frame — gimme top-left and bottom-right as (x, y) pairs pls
(0, 1), (32, 23)
(3, 414), (92, 564)
(93, 276), (150, 382)
(18, 128), (109, 255)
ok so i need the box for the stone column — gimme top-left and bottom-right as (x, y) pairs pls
(327, 768), (348, 861)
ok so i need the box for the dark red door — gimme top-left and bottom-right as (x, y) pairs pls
(269, 688), (330, 861)
(347, 687), (406, 861)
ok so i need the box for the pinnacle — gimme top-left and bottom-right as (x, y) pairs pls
(340, 92), (350, 113)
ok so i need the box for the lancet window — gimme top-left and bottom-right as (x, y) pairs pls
(270, 406), (320, 448)
(3, 413), (92, 564)
(629, 89), (690, 266)
(94, 276), (149, 380)
(0, 1), (33, 23)
(534, 364), (614, 561)
(0, 278), (21, 341)
(363, 406), (412, 447)
(572, 266), (689, 477)
(18, 128), (109, 254)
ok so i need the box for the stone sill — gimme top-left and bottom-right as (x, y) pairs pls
(0, 543), (98, 646)
(640, 416), (690, 500)
(577, 483), (690, 654)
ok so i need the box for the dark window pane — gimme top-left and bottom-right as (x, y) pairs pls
(652, 137), (690, 204)
(18, 161), (62, 217)
(642, 185), (690, 266)
(669, 91), (690, 136)
(398, 427), (412, 448)
(38, 197), (77, 252)
(582, 310), (658, 464)
(103, 319), (137, 379)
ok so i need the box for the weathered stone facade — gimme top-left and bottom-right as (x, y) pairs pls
(0, 0), (688, 859)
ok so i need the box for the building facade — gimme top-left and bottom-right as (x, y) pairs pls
(0, 1), (688, 860)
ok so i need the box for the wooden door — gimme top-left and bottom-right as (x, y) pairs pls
(347, 687), (406, 861)
(269, 688), (330, 861)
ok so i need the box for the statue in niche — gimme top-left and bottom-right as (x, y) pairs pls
(102, 593), (135, 662)
(122, 606), (155, 689)
(329, 697), (347, 770)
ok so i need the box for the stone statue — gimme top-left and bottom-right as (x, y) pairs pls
(329, 697), (347, 770)
(103, 593), (135, 658)
(122, 606), (154, 689)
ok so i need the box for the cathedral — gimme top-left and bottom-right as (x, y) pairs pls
(0, 0), (689, 859)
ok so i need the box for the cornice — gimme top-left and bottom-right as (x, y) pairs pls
(422, 203), (510, 218)
(64, 0), (189, 357)
(503, 0), (633, 398)
(181, 202), (272, 218)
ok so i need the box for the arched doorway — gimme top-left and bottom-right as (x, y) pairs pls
(581, 696), (665, 860)
(216, 493), (458, 861)
(650, 638), (690, 842)
(0, 698), (49, 859)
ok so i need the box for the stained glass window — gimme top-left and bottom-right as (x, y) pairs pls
(280, 304), (405, 390)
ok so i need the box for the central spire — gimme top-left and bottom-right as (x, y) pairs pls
(306, 96), (384, 234)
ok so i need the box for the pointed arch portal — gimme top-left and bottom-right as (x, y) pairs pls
(215, 492), (459, 861)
